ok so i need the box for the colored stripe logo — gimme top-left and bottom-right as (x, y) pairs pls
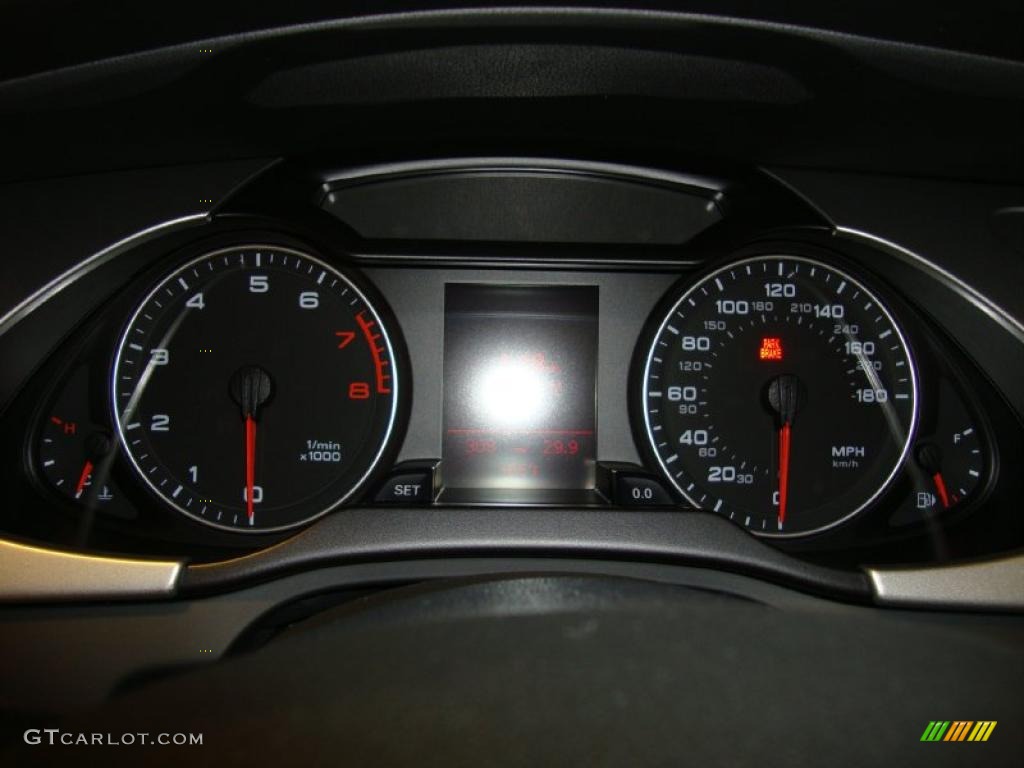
(920, 721), (997, 742)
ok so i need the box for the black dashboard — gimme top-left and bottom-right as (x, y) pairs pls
(1, 4), (1022, 766)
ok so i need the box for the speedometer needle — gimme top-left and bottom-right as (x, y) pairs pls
(778, 423), (791, 526)
(767, 374), (802, 530)
(245, 415), (256, 522)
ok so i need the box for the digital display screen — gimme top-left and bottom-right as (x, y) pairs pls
(442, 284), (598, 494)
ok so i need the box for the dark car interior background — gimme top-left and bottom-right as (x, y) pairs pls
(0, 3), (1021, 766)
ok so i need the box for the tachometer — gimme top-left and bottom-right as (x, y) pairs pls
(638, 253), (918, 537)
(112, 244), (401, 532)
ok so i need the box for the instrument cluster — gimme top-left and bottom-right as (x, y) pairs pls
(1, 159), (1018, 569)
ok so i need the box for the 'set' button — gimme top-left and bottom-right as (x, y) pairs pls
(374, 472), (433, 504)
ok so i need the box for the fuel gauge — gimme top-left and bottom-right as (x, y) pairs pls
(914, 427), (984, 511)
(891, 377), (989, 526)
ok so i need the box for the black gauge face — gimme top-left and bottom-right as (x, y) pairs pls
(112, 244), (400, 532)
(640, 254), (918, 537)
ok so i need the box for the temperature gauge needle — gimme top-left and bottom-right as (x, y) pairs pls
(778, 423), (791, 526)
(245, 415), (256, 521)
(74, 460), (94, 499)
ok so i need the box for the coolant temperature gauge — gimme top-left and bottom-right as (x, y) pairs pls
(39, 416), (116, 502)
(35, 365), (134, 519)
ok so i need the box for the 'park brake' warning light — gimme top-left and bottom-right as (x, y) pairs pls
(759, 337), (784, 361)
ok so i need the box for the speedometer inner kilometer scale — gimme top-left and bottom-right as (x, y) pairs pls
(112, 244), (399, 533)
(641, 255), (918, 537)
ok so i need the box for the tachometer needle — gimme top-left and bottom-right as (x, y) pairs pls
(230, 365), (273, 526)
(778, 422), (791, 527)
(74, 460), (94, 499)
(245, 415), (256, 522)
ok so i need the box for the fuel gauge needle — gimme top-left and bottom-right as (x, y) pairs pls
(917, 444), (951, 510)
(74, 460), (94, 499)
(931, 472), (950, 509)
(245, 415), (256, 523)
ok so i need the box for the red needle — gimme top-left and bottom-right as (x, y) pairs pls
(932, 472), (950, 509)
(74, 460), (94, 499)
(245, 415), (256, 522)
(778, 422), (791, 527)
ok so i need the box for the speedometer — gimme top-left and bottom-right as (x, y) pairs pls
(638, 253), (918, 537)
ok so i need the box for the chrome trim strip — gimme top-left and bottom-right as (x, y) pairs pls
(351, 253), (705, 269)
(321, 156), (727, 200)
(835, 227), (1024, 345)
(868, 552), (1024, 610)
(0, 214), (208, 340)
(0, 538), (180, 601)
